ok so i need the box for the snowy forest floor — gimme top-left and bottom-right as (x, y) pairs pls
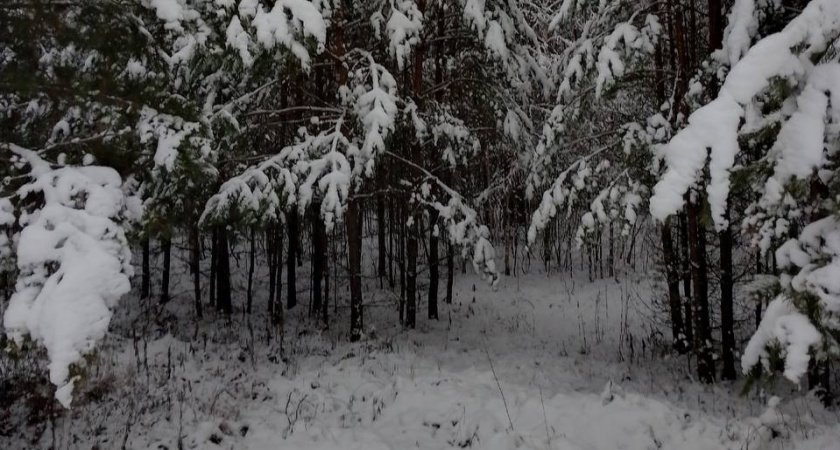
(3, 247), (840, 450)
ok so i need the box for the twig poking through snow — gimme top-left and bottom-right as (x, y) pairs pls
(483, 340), (514, 431)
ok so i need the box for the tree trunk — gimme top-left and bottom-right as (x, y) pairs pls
(141, 236), (150, 299)
(323, 235), (330, 326)
(190, 225), (202, 319)
(660, 219), (686, 353)
(275, 225), (284, 327)
(708, 0), (723, 51)
(687, 194), (714, 383)
(755, 251), (763, 329)
(216, 227), (232, 316)
(347, 200), (364, 341)
(247, 226), (255, 315)
(210, 228), (217, 308)
(377, 191), (387, 288)
(679, 212), (692, 344)
(720, 210), (736, 380)
(267, 227), (277, 321)
(160, 236), (171, 304)
(428, 211), (440, 320)
(446, 241), (454, 304)
(287, 213), (298, 310)
(406, 219), (418, 328)
(312, 205), (326, 322)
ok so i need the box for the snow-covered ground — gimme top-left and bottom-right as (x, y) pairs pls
(3, 248), (840, 450)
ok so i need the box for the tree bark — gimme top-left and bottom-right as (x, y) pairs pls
(190, 225), (202, 319)
(210, 228), (217, 308)
(286, 212), (298, 310)
(160, 236), (171, 304)
(427, 211), (439, 319)
(275, 225), (284, 327)
(660, 219), (686, 353)
(720, 209), (736, 380)
(687, 194), (713, 383)
(347, 199), (364, 340)
(406, 220), (418, 328)
(377, 190), (387, 288)
(312, 205), (327, 322)
(446, 241), (454, 304)
(247, 226), (255, 314)
(141, 235), (150, 299)
(216, 227), (232, 316)
(267, 227), (277, 321)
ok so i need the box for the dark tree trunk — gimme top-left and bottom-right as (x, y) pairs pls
(210, 228), (217, 308)
(247, 226), (256, 314)
(428, 211), (439, 320)
(275, 224), (284, 326)
(720, 211), (736, 380)
(160, 236), (171, 304)
(708, 0), (723, 51)
(378, 192), (387, 288)
(216, 227), (232, 316)
(347, 200), (364, 341)
(389, 200), (396, 288)
(141, 236), (151, 299)
(755, 252), (763, 329)
(323, 236), (330, 326)
(286, 213), (298, 310)
(267, 227), (277, 321)
(399, 204), (406, 321)
(190, 225), (202, 319)
(446, 241), (454, 304)
(661, 219), (686, 353)
(406, 222), (418, 328)
(679, 212), (692, 344)
(312, 205), (327, 322)
(687, 195), (714, 383)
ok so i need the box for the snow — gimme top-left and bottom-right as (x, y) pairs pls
(7, 248), (839, 448)
(719, 0), (758, 65)
(3, 148), (133, 408)
(742, 296), (821, 383)
(472, 225), (498, 286)
(386, 1), (423, 70)
(251, 0), (327, 68)
(226, 16), (254, 67)
(484, 21), (509, 60)
(759, 63), (840, 207)
(149, 0), (184, 23)
(650, 0), (840, 228)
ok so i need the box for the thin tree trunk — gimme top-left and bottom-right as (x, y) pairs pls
(661, 219), (686, 353)
(347, 200), (363, 340)
(267, 227), (276, 321)
(210, 229), (217, 308)
(720, 209), (736, 380)
(287, 213), (298, 310)
(755, 251), (763, 329)
(377, 192), (387, 288)
(428, 210), (439, 320)
(679, 212), (692, 344)
(247, 226), (255, 314)
(406, 220), (418, 328)
(688, 194), (713, 383)
(312, 205), (326, 322)
(216, 227), (232, 316)
(141, 236), (150, 299)
(190, 225), (202, 319)
(276, 225), (284, 325)
(446, 241), (454, 304)
(160, 236), (171, 304)
(323, 236), (330, 326)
